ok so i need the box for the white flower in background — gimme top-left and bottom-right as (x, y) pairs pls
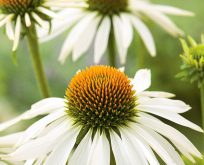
(0, 132), (23, 165)
(39, 0), (194, 64)
(0, 66), (203, 165)
(0, 0), (64, 51)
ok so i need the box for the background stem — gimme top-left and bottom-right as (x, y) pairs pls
(27, 24), (50, 98)
(201, 84), (204, 129)
(108, 27), (116, 67)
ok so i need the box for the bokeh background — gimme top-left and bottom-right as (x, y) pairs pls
(0, 0), (203, 163)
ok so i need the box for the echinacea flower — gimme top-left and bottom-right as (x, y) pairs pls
(177, 35), (204, 87)
(0, 0), (62, 51)
(0, 66), (203, 164)
(39, 0), (194, 64)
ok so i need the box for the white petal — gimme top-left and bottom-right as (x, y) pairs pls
(138, 98), (191, 113)
(137, 105), (203, 132)
(24, 13), (31, 27)
(0, 115), (25, 132)
(58, 12), (97, 63)
(94, 16), (111, 64)
(110, 130), (148, 165)
(132, 124), (184, 165)
(28, 98), (65, 116)
(38, 9), (84, 42)
(153, 5), (194, 16)
(12, 16), (21, 51)
(4, 120), (70, 161)
(16, 110), (66, 146)
(129, 15), (156, 56)
(32, 12), (48, 29)
(113, 15), (128, 64)
(73, 16), (101, 61)
(44, 127), (79, 165)
(138, 112), (202, 158)
(139, 91), (175, 98)
(120, 13), (134, 48)
(132, 69), (151, 93)
(0, 98), (65, 132)
(24, 159), (35, 165)
(37, 7), (57, 18)
(6, 20), (14, 40)
(0, 132), (22, 147)
(0, 15), (13, 27)
(69, 131), (92, 165)
(125, 128), (159, 165)
(110, 131), (131, 165)
(87, 131), (110, 165)
(119, 129), (149, 165)
(145, 11), (183, 36)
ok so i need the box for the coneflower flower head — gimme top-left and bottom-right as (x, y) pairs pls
(0, 66), (202, 165)
(40, 0), (194, 64)
(66, 66), (137, 128)
(0, 0), (59, 51)
(178, 35), (204, 87)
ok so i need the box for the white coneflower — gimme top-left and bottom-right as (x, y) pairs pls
(0, 0), (62, 51)
(39, 0), (194, 64)
(0, 132), (23, 165)
(0, 66), (203, 165)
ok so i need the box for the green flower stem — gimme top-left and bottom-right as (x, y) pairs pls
(27, 24), (50, 98)
(108, 27), (116, 67)
(201, 84), (204, 129)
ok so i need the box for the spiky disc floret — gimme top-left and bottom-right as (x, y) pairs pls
(177, 36), (204, 86)
(0, 0), (42, 15)
(66, 66), (137, 129)
(87, 0), (128, 15)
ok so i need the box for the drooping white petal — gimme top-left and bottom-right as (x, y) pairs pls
(153, 5), (194, 16)
(0, 14), (13, 27)
(87, 131), (110, 165)
(37, 7), (57, 18)
(69, 131), (92, 165)
(94, 16), (111, 64)
(132, 69), (151, 93)
(145, 10), (183, 36)
(110, 131), (131, 165)
(12, 16), (21, 51)
(137, 104), (203, 132)
(38, 9), (84, 42)
(6, 20), (14, 40)
(24, 159), (35, 165)
(4, 120), (70, 161)
(120, 13), (134, 49)
(132, 124), (184, 165)
(16, 110), (66, 146)
(73, 16), (101, 61)
(0, 132), (22, 147)
(110, 130), (148, 165)
(129, 15), (156, 56)
(113, 15), (128, 64)
(58, 12), (97, 63)
(119, 129), (149, 165)
(24, 13), (31, 27)
(32, 12), (48, 29)
(125, 128), (160, 165)
(138, 98), (191, 113)
(138, 112), (202, 159)
(139, 91), (175, 98)
(44, 127), (79, 165)
(0, 98), (65, 132)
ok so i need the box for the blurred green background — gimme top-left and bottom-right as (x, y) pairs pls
(0, 0), (203, 161)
